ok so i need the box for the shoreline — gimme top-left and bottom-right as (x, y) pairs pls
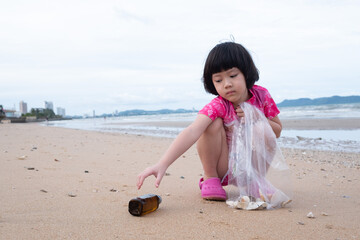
(37, 117), (360, 153)
(100, 117), (360, 130)
(4, 116), (360, 130)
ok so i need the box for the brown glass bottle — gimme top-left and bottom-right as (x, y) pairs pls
(128, 194), (162, 216)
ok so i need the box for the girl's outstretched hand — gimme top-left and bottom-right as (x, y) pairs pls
(137, 163), (167, 190)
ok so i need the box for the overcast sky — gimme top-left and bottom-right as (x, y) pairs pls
(1, 0), (359, 116)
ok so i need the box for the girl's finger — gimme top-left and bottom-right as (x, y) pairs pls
(154, 173), (164, 188)
(137, 175), (144, 189)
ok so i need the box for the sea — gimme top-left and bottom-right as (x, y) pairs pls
(44, 103), (360, 153)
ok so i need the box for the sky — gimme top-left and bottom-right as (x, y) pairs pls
(1, 0), (359, 116)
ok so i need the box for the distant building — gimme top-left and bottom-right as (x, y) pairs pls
(45, 101), (53, 111)
(33, 108), (45, 113)
(57, 107), (66, 117)
(19, 101), (28, 115)
(4, 109), (17, 117)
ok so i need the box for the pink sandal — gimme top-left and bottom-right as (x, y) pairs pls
(199, 177), (227, 201)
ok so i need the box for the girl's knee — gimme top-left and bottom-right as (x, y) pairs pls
(204, 118), (224, 135)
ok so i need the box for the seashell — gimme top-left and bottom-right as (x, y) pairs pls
(307, 212), (315, 218)
(281, 199), (292, 207)
(321, 212), (329, 216)
(17, 155), (27, 160)
(235, 196), (250, 209)
(240, 196), (250, 203)
(245, 201), (267, 210)
(68, 193), (77, 197)
(226, 200), (238, 208)
(236, 201), (248, 209)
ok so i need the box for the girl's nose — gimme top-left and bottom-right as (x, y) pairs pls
(224, 78), (232, 88)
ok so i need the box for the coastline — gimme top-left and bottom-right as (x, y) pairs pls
(94, 117), (360, 130)
(41, 117), (360, 153)
(0, 123), (359, 239)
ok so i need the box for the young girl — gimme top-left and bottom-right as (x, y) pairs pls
(137, 42), (284, 204)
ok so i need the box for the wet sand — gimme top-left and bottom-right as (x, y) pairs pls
(106, 117), (360, 130)
(0, 123), (359, 239)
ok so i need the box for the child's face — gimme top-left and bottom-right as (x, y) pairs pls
(212, 67), (249, 106)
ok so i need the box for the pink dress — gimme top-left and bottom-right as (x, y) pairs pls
(199, 85), (280, 142)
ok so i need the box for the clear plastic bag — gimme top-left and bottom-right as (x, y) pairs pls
(225, 102), (292, 210)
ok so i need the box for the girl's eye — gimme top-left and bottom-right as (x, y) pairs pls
(230, 74), (238, 78)
(214, 79), (222, 83)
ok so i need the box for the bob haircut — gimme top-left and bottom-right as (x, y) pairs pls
(202, 42), (259, 95)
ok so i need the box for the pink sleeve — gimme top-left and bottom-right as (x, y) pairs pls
(263, 90), (280, 119)
(199, 97), (226, 121)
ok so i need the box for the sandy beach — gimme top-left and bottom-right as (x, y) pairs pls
(0, 122), (359, 239)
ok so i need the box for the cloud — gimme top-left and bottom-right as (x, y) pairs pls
(0, 0), (359, 115)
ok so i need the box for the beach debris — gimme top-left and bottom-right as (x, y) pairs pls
(54, 159), (60, 162)
(342, 195), (351, 198)
(17, 155), (27, 160)
(307, 212), (315, 218)
(165, 193), (170, 196)
(165, 172), (171, 176)
(180, 176), (185, 179)
(92, 189), (99, 193)
(321, 212), (329, 216)
(298, 222), (305, 225)
(30, 147), (37, 151)
(68, 193), (77, 197)
(84, 170), (89, 173)
(296, 136), (322, 141)
(199, 209), (204, 214)
(40, 189), (48, 193)
(109, 188), (117, 192)
(4, 150), (8, 153)
(26, 167), (35, 170)
(226, 196), (267, 210)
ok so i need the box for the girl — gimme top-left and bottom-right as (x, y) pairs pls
(137, 42), (283, 202)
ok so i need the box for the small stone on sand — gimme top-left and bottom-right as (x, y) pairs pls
(307, 212), (315, 218)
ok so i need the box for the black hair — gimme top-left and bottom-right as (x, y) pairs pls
(202, 42), (259, 95)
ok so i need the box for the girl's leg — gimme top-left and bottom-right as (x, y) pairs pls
(197, 118), (229, 181)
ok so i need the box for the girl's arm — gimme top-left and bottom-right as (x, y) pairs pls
(268, 115), (282, 138)
(137, 114), (212, 189)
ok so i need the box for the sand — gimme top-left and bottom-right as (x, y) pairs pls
(0, 123), (359, 239)
(106, 117), (360, 130)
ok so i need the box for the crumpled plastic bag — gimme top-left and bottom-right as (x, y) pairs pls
(225, 102), (292, 210)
